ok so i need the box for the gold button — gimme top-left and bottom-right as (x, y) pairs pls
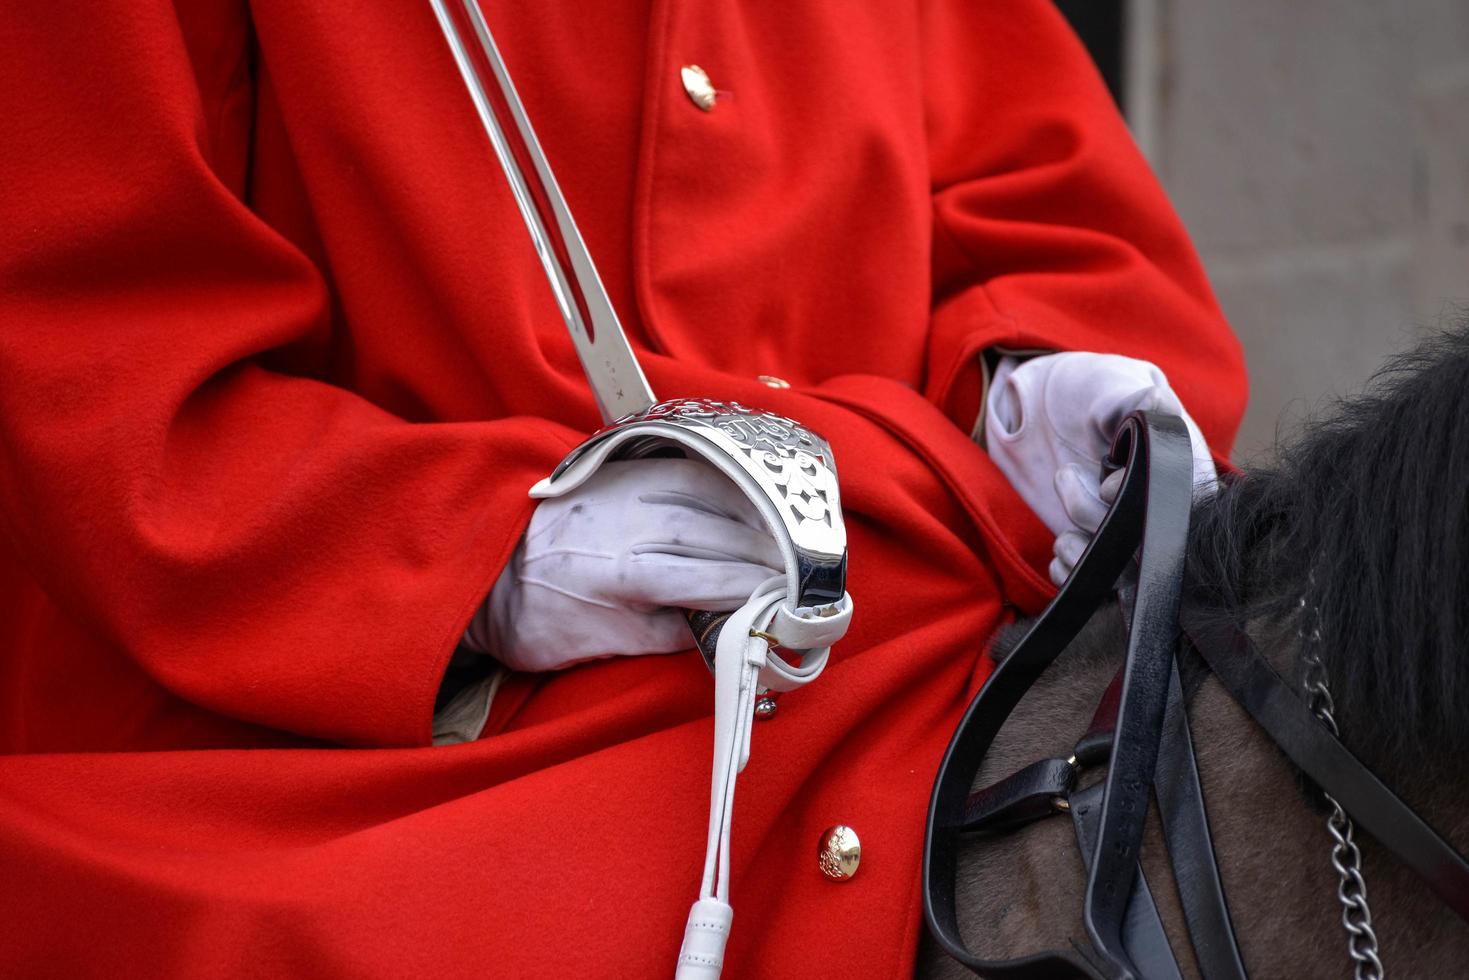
(757, 375), (790, 389)
(680, 65), (717, 112)
(817, 825), (861, 881)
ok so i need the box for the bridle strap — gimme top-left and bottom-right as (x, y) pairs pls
(1068, 782), (1183, 980)
(1151, 658), (1247, 979)
(923, 411), (1196, 979)
(1054, 654), (1247, 980)
(1182, 615), (1469, 922)
(957, 657), (1246, 979)
(926, 410), (1469, 979)
(1109, 576), (1243, 980)
(1080, 415), (1193, 978)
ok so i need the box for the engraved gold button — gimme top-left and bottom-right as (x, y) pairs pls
(817, 825), (861, 881)
(757, 375), (790, 389)
(680, 65), (717, 112)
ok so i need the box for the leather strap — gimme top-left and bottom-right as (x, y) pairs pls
(1067, 660), (1246, 980)
(676, 576), (851, 979)
(1069, 783), (1183, 980)
(1151, 661), (1247, 980)
(1074, 667), (1123, 767)
(923, 411), (1195, 979)
(961, 757), (1076, 836)
(957, 657), (1244, 978)
(1080, 414), (1193, 979)
(925, 409), (1469, 979)
(1182, 614), (1469, 923)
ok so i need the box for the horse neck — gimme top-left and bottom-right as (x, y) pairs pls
(914, 606), (1469, 979)
(1178, 614), (1469, 976)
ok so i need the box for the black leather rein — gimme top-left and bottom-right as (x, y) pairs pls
(922, 411), (1469, 979)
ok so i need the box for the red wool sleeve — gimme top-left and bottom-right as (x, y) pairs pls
(919, 0), (1248, 458)
(0, 4), (572, 747)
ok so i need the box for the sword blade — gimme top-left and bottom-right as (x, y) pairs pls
(429, 0), (656, 424)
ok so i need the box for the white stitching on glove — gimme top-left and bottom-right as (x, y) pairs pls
(983, 352), (1217, 587)
(464, 458), (783, 672)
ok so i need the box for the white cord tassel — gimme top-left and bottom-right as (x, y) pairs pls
(673, 578), (851, 979)
(675, 898), (735, 979)
(674, 580), (774, 979)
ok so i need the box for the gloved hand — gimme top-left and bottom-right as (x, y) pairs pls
(463, 457), (783, 672)
(983, 352), (1217, 586)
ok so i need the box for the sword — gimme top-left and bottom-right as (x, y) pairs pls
(426, 0), (653, 423)
(428, 0), (847, 667)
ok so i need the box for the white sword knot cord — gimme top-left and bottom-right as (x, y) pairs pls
(676, 576), (853, 980)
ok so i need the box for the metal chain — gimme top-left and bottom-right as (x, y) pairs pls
(1298, 594), (1385, 980)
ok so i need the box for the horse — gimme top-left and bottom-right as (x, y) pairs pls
(916, 321), (1469, 978)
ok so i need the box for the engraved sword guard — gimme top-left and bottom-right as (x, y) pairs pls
(531, 398), (850, 667)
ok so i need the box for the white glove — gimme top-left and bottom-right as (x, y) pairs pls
(464, 458), (783, 672)
(983, 352), (1217, 587)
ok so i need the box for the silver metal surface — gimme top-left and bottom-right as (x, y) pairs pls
(428, 0), (655, 423)
(546, 398), (847, 607)
(1299, 594), (1385, 980)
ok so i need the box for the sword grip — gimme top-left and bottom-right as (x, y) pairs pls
(684, 609), (731, 672)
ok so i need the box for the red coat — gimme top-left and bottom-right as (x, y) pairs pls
(0, 0), (1245, 976)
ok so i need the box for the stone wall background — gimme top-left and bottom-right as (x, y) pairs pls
(1125, 0), (1469, 461)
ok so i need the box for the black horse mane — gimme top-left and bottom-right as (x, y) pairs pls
(1186, 319), (1469, 759)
